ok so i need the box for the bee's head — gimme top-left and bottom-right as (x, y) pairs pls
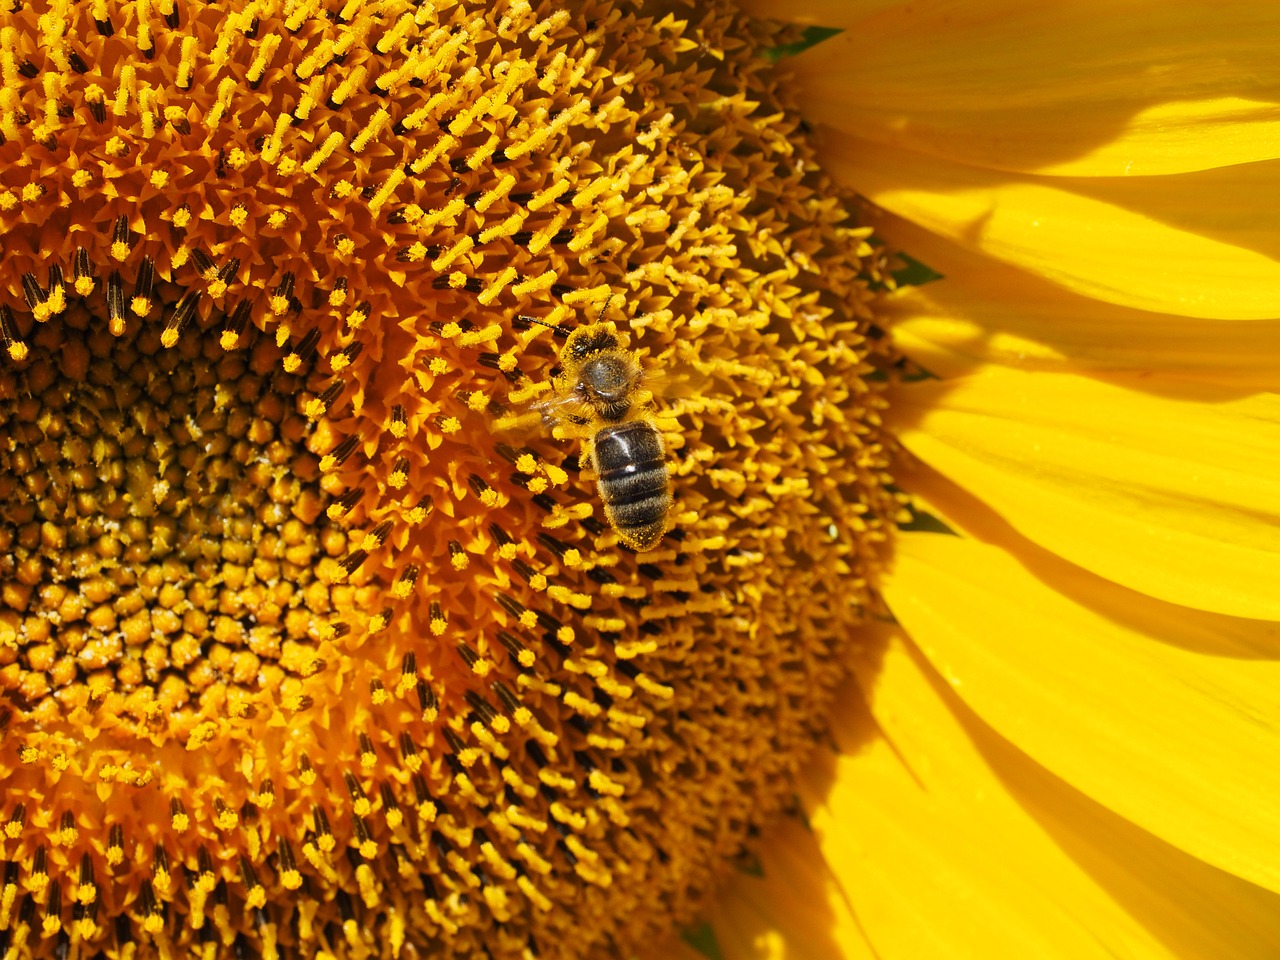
(567, 324), (619, 361)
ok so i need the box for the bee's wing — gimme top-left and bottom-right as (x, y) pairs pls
(492, 387), (591, 439)
(639, 364), (706, 407)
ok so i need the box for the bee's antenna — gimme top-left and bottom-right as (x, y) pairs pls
(595, 293), (618, 324)
(513, 314), (570, 340)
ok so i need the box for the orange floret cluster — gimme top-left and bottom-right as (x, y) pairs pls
(0, 1), (898, 957)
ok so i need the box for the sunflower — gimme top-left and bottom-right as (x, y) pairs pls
(1, 1), (1275, 959)
(677, 2), (1280, 958)
(0, 2), (893, 958)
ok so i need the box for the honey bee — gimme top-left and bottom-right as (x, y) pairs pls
(534, 320), (673, 552)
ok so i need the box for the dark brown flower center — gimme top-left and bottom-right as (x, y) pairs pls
(0, 304), (336, 739)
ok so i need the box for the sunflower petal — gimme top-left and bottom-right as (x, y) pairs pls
(700, 817), (877, 960)
(641, 934), (723, 960)
(784, 1), (1280, 176)
(890, 367), (1280, 619)
(802, 716), (1124, 954)
(877, 212), (1280, 389)
(737, 0), (900, 26)
(905, 461), (1280, 661)
(828, 134), (1280, 319)
(802, 625), (1280, 957)
(882, 532), (1280, 893)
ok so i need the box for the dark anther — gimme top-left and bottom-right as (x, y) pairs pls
(167, 290), (201, 337)
(131, 257), (154, 305)
(338, 550), (368, 575)
(73, 247), (93, 285)
(416, 680), (437, 713)
(217, 258), (240, 284)
(316, 378), (346, 411)
(274, 272), (295, 300)
(110, 215), (130, 250)
(20, 272), (46, 310)
(191, 247), (215, 275)
(290, 327), (322, 363)
(327, 434), (361, 466)
(106, 272), (125, 327)
(455, 643), (480, 670)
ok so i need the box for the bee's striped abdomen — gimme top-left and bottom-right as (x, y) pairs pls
(591, 420), (672, 551)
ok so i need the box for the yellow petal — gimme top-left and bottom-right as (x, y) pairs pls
(829, 134), (1280, 319)
(891, 367), (1280, 619)
(785, 1), (1280, 176)
(906, 461), (1280, 661)
(737, 0), (901, 26)
(877, 213), (1280, 390)
(644, 934), (724, 960)
(803, 625), (1280, 957)
(700, 817), (877, 960)
(882, 532), (1280, 894)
